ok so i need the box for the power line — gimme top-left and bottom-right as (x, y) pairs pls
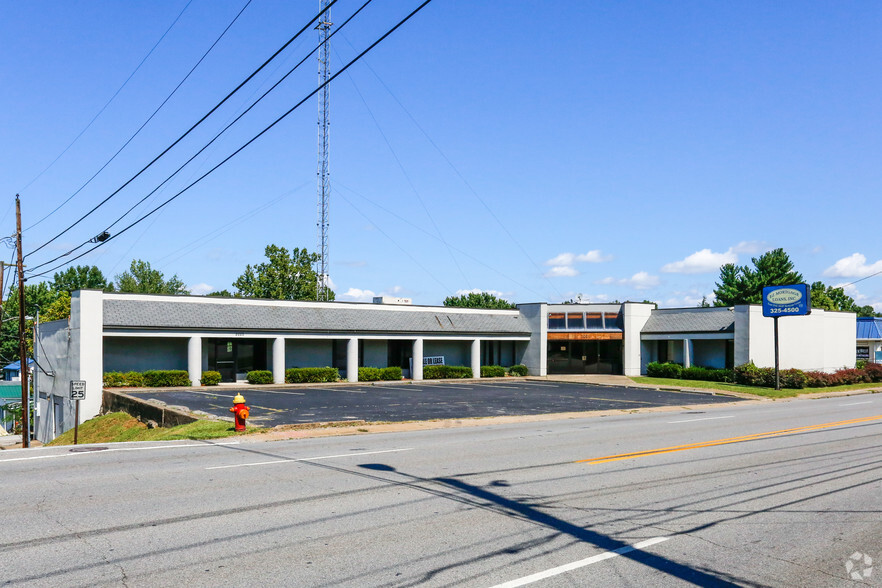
(25, 0), (254, 232)
(27, 0), (374, 274)
(26, 0), (341, 259)
(19, 0), (194, 193)
(26, 0), (435, 280)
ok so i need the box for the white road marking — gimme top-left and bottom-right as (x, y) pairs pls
(423, 385), (473, 390)
(254, 389), (305, 396)
(0, 441), (240, 464)
(480, 384), (524, 390)
(668, 415), (735, 424)
(839, 401), (873, 406)
(516, 382), (559, 387)
(206, 447), (412, 470)
(488, 537), (670, 588)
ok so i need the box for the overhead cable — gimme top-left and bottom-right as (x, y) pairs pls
(26, 0), (254, 232)
(26, 0), (340, 259)
(27, 0), (373, 274)
(26, 0), (435, 279)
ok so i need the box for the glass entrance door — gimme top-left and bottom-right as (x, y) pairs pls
(546, 340), (623, 374)
(215, 341), (236, 382)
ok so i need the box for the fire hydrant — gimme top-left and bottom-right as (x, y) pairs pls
(230, 393), (250, 431)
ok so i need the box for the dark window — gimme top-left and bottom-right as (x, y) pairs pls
(604, 313), (620, 329)
(586, 312), (603, 329)
(548, 313), (565, 330)
(566, 313), (584, 329)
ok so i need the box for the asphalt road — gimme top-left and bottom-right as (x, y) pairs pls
(126, 380), (741, 426)
(3, 395), (882, 586)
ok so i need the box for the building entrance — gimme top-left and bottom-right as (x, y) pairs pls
(207, 339), (268, 382)
(547, 340), (623, 374)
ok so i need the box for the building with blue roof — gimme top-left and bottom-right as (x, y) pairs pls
(856, 317), (882, 363)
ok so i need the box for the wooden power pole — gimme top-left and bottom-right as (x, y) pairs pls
(15, 195), (28, 448)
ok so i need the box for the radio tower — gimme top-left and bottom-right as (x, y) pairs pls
(315, 0), (332, 301)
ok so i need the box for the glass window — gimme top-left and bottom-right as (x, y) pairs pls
(586, 312), (603, 329)
(604, 313), (620, 329)
(566, 313), (584, 329)
(548, 313), (565, 330)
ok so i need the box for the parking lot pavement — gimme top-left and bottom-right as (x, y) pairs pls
(126, 380), (743, 428)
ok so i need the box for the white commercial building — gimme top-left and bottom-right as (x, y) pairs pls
(34, 291), (857, 442)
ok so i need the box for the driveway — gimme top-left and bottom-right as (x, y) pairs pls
(126, 380), (743, 427)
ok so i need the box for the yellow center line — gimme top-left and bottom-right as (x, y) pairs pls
(576, 414), (882, 465)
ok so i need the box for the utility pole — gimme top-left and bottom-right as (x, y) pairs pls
(0, 261), (7, 317)
(15, 195), (28, 448)
(315, 0), (332, 301)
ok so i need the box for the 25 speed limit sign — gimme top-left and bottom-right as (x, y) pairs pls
(69, 380), (86, 400)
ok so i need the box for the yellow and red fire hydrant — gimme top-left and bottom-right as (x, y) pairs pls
(230, 393), (250, 431)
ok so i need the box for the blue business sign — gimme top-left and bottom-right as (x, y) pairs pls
(762, 284), (810, 318)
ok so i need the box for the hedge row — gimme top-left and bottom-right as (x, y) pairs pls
(247, 370), (274, 385)
(285, 367), (339, 383)
(103, 370), (191, 387)
(423, 365), (473, 379)
(358, 367), (403, 381)
(648, 361), (882, 390)
(508, 364), (529, 377)
(481, 365), (506, 378)
(200, 371), (222, 386)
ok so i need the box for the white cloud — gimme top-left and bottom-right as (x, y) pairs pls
(544, 250), (612, 266)
(339, 287), (376, 302)
(544, 266), (579, 278)
(731, 241), (767, 255)
(823, 253), (882, 278)
(596, 272), (660, 290)
(189, 282), (213, 295)
(661, 249), (737, 274)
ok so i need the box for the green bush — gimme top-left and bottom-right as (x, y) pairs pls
(142, 370), (191, 387)
(423, 365), (473, 379)
(358, 367), (381, 382)
(856, 360), (868, 370)
(646, 362), (683, 379)
(481, 365), (506, 378)
(285, 367), (339, 383)
(680, 366), (734, 383)
(247, 370), (274, 385)
(380, 366), (402, 380)
(779, 368), (808, 389)
(508, 364), (528, 377)
(124, 371), (144, 387)
(200, 371), (222, 386)
(103, 372), (126, 387)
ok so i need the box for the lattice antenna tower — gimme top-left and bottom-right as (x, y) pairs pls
(315, 0), (332, 301)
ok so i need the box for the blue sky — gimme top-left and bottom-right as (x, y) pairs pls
(2, 1), (881, 308)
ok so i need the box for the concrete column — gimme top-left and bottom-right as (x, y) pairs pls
(413, 338), (424, 381)
(272, 337), (285, 384)
(683, 338), (692, 368)
(188, 336), (202, 386)
(471, 339), (481, 379)
(347, 337), (359, 383)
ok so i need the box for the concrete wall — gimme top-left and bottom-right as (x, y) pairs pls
(104, 337), (188, 372)
(740, 305), (856, 372)
(35, 319), (75, 443)
(692, 340), (727, 369)
(285, 339), (333, 367)
(424, 340), (470, 366)
(362, 340), (387, 368)
(623, 303), (654, 376)
(517, 303), (547, 376)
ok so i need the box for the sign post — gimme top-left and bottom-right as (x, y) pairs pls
(69, 380), (86, 445)
(762, 284), (811, 390)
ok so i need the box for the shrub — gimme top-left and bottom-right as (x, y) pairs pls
(734, 362), (775, 387)
(247, 370), (274, 385)
(779, 368), (808, 389)
(142, 370), (191, 387)
(200, 371), (222, 386)
(856, 360), (868, 369)
(508, 364), (528, 376)
(124, 371), (144, 387)
(358, 367), (381, 382)
(646, 362), (683, 379)
(481, 365), (506, 378)
(380, 366), (402, 381)
(423, 365), (473, 379)
(285, 367), (339, 383)
(864, 362), (882, 383)
(103, 372), (126, 387)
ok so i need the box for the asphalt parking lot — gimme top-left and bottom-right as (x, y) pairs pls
(127, 380), (742, 427)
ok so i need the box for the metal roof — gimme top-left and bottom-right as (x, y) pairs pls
(642, 307), (735, 334)
(103, 298), (531, 336)
(857, 317), (882, 340)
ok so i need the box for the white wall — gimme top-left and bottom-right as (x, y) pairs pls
(742, 306), (855, 372)
(517, 303), (547, 376)
(623, 303), (654, 376)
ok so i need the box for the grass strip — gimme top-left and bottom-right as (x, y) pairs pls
(630, 377), (882, 398)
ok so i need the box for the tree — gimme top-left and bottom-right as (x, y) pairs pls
(206, 289), (235, 298)
(713, 248), (804, 306)
(811, 281), (881, 317)
(50, 265), (107, 293)
(0, 282), (58, 362)
(443, 291), (517, 309)
(41, 291), (71, 321)
(233, 245), (332, 301)
(111, 260), (189, 295)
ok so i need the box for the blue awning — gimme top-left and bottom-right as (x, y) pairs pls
(857, 318), (882, 340)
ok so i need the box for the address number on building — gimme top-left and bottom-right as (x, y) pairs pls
(70, 380), (86, 400)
